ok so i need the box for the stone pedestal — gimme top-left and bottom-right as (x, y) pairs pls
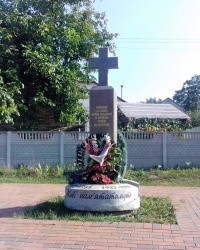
(64, 180), (140, 212)
(89, 86), (117, 143)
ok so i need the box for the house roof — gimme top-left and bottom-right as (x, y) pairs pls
(161, 98), (184, 112)
(117, 103), (190, 120)
(117, 96), (126, 102)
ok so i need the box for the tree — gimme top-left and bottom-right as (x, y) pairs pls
(187, 110), (200, 127)
(0, 0), (117, 129)
(140, 97), (162, 104)
(173, 75), (200, 112)
(145, 97), (163, 104)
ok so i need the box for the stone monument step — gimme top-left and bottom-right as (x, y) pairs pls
(64, 180), (140, 212)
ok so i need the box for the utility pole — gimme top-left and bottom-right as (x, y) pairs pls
(121, 85), (123, 99)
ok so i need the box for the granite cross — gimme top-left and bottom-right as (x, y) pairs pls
(88, 48), (118, 86)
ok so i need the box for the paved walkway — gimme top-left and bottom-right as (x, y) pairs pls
(0, 184), (200, 250)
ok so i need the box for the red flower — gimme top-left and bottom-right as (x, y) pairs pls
(101, 175), (113, 184)
(90, 173), (113, 184)
(92, 164), (104, 172)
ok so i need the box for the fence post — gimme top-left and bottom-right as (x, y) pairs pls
(6, 132), (11, 167)
(60, 131), (64, 166)
(162, 132), (167, 169)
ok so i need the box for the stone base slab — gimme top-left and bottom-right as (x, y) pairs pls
(64, 180), (140, 212)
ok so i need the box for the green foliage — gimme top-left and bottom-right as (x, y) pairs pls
(116, 130), (127, 177)
(21, 195), (176, 224)
(141, 97), (163, 103)
(0, 164), (67, 183)
(187, 110), (200, 127)
(1, 163), (200, 187)
(173, 75), (200, 112)
(118, 115), (191, 132)
(125, 166), (200, 187)
(0, 0), (117, 129)
(0, 71), (19, 123)
(134, 197), (176, 224)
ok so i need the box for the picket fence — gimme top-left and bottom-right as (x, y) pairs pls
(0, 131), (200, 169)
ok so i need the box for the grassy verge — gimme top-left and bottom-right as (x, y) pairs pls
(1, 165), (200, 187)
(20, 195), (177, 224)
(0, 165), (69, 184)
(125, 168), (200, 187)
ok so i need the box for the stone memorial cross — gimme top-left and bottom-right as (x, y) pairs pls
(88, 48), (118, 142)
(88, 48), (118, 86)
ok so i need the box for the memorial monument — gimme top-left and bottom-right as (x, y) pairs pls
(64, 48), (140, 212)
(88, 48), (118, 142)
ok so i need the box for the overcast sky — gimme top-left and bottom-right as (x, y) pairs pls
(92, 0), (200, 102)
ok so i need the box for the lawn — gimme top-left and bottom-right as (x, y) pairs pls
(125, 167), (200, 187)
(1, 165), (200, 187)
(19, 195), (177, 224)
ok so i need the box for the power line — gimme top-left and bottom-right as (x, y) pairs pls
(116, 47), (200, 51)
(115, 45), (200, 51)
(113, 37), (200, 50)
(116, 41), (200, 44)
(115, 37), (200, 41)
(114, 38), (200, 46)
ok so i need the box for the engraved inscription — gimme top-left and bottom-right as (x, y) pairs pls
(66, 190), (132, 201)
(66, 190), (76, 198)
(91, 105), (112, 127)
(101, 185), (130, 190)
(91, 192), (131, 200)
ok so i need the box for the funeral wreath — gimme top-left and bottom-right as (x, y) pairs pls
(66, 132), (127, 185)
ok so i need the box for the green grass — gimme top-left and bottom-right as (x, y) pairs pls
(125, 168), (200, 187)
(20, 195), (177, 224)
(0, 165), (69, 184)
(0, 176), (66, 184)
(1, 165), (200, 187)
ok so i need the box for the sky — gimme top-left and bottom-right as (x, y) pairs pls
(92, 0), (200, 103)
